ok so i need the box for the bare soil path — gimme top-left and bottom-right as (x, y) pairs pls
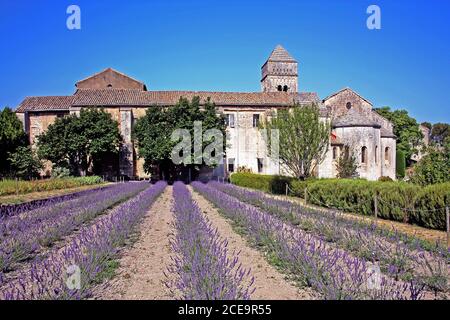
(93, 186), (175, 300)
(189, 186), (318, 300)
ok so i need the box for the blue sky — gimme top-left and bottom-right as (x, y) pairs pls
(1, 0), (449, 123)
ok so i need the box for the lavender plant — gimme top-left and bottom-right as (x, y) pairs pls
(208, 181), (448, 295)
(1, 181), (166, 300)
(0, 182), (149, 273)
(166, 182), (254, 300)
(192, 181), (426, 300)
(0, 184), (116, 218)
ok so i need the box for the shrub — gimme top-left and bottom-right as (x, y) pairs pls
(231, 173), (449, 230)
(411, 183), (450, 230)
(51, 167), (71, 179)
(236, 166), (253, 173)
(0, 176), (104, 196)
(396, 150), (406, 179)
(378, 176), (393, 182)
(230, 173), (293, 194)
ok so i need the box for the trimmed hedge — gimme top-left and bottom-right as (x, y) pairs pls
(0, 176), (104, 196)
(230, 173), (450, 230)
(229, 173), (293, 194)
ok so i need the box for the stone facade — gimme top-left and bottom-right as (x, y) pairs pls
(15, 45), (396, 181)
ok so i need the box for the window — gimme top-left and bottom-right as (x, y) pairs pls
(107, 84), (113, 88)
(228, 158), (235, 173)
(333, 147), (338, 160)
(257, 158), (264, 173)
(344, 146), (350, 159)
(283, 85), (288, 92)
(252, 114), (260, 128)
(375, 146), (378, 164)
(346, 102), (352, 110)
(361, 146), (367, 164)
(385, 147), (390, 164)
(277, 85), (283, 92)
(225, 114), (235, 128)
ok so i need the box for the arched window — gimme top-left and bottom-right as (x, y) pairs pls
(283, 85), (288, 92)
(361, 146), (367, 164)
(346, 102), (352, 110)
(277, 85), (282, 91)
(107, 84), (113, 88)
(385, 147), (390, 164)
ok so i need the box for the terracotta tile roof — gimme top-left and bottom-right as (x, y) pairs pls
(15, 96), (74, 113)
(16, 89), (321, 112)
(72, 89), (319, 107)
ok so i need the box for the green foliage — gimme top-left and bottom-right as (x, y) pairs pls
(231, 173), (449, 230)
(0, 176), (103, 196)
(378, 176), (393, 182)
(412, 183), (450, 230)
(7, 146), (43, 180)
(51, 167), (71, 179)
(133, 97), (226, 179)
(0, 107), (28, 176)
(335, 146), (359, 178)
(261, 104), (330, 178)
(396, 150), (406, 179)
(411, 144), (450, 186)
(36, 108), (121, 176)
(229, 173), (294, 194)
(374, 107), (423, 162)
(430, 123), (449, 146)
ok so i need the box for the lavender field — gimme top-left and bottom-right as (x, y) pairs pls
(0, 180), (448, 300)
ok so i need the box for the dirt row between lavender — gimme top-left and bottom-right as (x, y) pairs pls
(93, 186), (175, 300)
(188, 186), (317, 300)
(95, 185), (316, 300)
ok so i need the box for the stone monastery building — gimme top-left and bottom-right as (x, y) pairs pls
(15, 45), (396, 180)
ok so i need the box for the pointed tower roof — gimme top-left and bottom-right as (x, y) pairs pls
(267, 45), (297, 62)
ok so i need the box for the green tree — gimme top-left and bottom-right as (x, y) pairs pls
(0, 107), (28, 176)
(133, 97), (226, 180)
(8, 146), (43, 180)
(37, 108), (121, 176)
(396, 149), (406, 179)
(336, 146), (359, 178)
(262, 104), (330, 178)
(430, 122), (449, 146)
(374, 107), (423, 163)
(411, 140), (450, 186)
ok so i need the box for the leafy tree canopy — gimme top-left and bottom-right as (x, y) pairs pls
(262, 104), (330, 178)
(133, 97), (226, 179)
(411, 139), (450, 186)
(37, 108), (121, 176)
(430, 122), (449, 146)
(8, 146), (43, 180)
(0, 107), (28, 176)
(336, 146), (359, 179)
(374, 107), (423, 163)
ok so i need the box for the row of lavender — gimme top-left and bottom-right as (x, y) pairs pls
(166, 182), (254, 299)
(192, 181), (428, 300)
(0, 184), (116, 218)
(0, 182), (149, 273)
(208, 181), (449, 297)
(1, 181), (167, 299)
